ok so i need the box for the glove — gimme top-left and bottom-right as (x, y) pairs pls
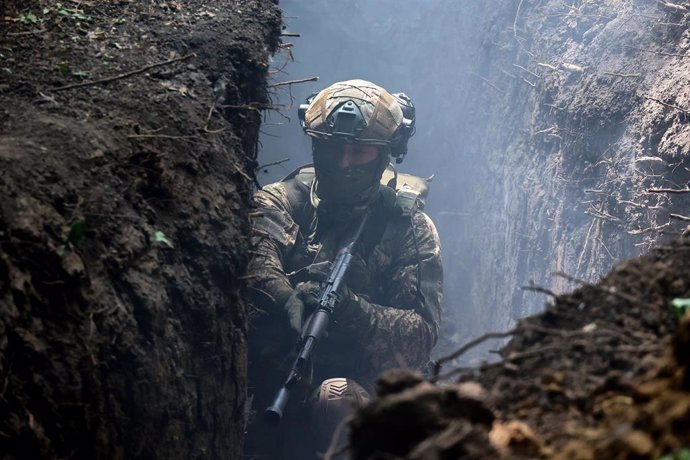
(283, 280), (321, 333)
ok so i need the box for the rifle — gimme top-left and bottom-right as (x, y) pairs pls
(264, 211), (371, 424)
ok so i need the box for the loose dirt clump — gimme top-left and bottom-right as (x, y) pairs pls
(1, 1), (280, 458)
(350, 234), (690, 459)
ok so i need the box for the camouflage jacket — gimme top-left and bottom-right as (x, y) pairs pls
(247, 168), (443, 386)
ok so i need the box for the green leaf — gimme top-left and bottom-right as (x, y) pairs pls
(657, 448), (690, 460)
(57, 8), (91, 21)
(671, 298), (690, 318)
(58, 62), (71, 76)
(19, 12), (38, 24)
(154, 231), (173, 248)
(60, 220), (87, 255)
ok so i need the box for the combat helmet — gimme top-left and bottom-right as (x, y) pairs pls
(298, 79), (415, 163)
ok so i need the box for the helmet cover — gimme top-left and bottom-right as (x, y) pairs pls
(303, 79), (404, 146)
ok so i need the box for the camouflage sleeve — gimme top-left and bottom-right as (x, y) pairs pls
(339, 211), (443, 371)
(246, 183), (299, 312)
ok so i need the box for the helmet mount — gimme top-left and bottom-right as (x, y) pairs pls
(326, 101), (367, 141)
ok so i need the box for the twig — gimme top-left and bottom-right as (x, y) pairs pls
(577, 218), (596, 274)
(648, 187), (690, 193)
(624, 45), (689, 58)
(433, 330), (515, 380)
(521, 285), (557, 298)
(256, 157), (290, 170)
(643, 96), (689, 113)
(126, 130), (225, 140)
(604, 72), (641, 78)
(628, 221), (672, 235)
(656, 0), (688, 13)
(280, 32), (301, 37)
(553, 271), (648, 307)
(670, 213), (690, 221)
(512, 64), (540, 79)
(268, 76), (318, 88)
(467, 72), (505, 94)
(7, 28), (46, 36)
(514, 0), (525, 42)
(596, 237), (615, 260)
(437, 341), (653, 381)
(537, 62), (558, 71)
(49, 53), (196, 92)
(218, 103), (280, 111)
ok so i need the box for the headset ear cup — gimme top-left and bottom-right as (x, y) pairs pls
(390, 92), (415, 163)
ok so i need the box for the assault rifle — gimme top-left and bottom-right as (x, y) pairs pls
(264, 211), (371, 424)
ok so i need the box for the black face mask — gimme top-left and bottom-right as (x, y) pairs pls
(312, 140), (385, 205)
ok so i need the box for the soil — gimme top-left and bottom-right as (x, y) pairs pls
(0, 1), (280, 458)
(350, 234), (690, 459)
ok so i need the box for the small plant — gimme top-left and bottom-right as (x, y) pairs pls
(56, 8), (92, 21)
(58, 220), (87, 255)
(658, 447), (690, 460)
(154, 231), (174, 248)
(670, 298), (690, 319)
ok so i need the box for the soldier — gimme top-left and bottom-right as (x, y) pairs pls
(245, 79), (443, 459)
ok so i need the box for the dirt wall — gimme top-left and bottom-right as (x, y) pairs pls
(0, 1), (280, 458)
(425, 0), (690, 339)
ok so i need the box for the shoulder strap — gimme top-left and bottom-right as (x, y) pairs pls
(358, 185), (397, 258)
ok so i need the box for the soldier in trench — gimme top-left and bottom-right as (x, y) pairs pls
(245, 79), (443, 458)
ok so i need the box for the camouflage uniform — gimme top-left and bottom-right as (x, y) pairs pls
(247, 167), (443, 388)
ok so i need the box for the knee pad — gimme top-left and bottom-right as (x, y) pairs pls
(308, 378), (370, 444)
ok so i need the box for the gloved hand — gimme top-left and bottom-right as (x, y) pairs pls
(283, 280), (322, 333)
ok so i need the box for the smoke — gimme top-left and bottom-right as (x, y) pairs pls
(258, 0), (544, 363)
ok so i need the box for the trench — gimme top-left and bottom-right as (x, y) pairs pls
(2, 0), (690, 459)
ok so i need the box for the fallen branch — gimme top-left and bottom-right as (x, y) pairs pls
(670, 213), (690, 221)
(268, 76), (318, 88)
(49, 53), (196, 92)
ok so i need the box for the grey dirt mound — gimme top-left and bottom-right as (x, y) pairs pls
(0, 1), (280, 458)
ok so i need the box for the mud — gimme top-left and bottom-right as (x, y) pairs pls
(350, 234), (690, 459)
(0, 0), (280, 458)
